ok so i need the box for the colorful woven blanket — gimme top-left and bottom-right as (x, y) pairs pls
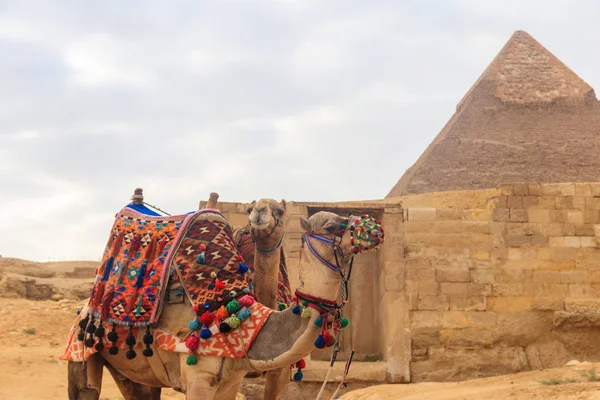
(233, 226), (293, 308)
(62, 207), (274, 362)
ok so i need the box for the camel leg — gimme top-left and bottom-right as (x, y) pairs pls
(185, 372), (219, 399)
(67, 356), (104, 400)
(105, 363), (162, 400)
(263, 367), (289, 400)
(214, 370), (247, 400)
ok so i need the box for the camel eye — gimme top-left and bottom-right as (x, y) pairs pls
(325, 225), (337, 233)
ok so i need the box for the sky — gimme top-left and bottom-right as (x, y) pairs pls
(1, 0), (600, 261)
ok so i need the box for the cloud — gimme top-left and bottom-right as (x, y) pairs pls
(1, 1), (600, 260)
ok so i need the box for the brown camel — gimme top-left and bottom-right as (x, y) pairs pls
(66, 203), (384, 399)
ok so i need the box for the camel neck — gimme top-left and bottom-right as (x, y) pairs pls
(253, 246), (281, 310)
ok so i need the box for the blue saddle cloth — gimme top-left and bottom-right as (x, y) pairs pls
(126, 203), (161, 216)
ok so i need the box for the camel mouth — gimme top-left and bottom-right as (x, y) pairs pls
(249, 220), (270, 230)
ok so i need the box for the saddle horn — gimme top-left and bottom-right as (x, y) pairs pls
(206, 192), (219, 209)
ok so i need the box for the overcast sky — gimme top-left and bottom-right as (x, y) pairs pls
(2, 0), (599, 261)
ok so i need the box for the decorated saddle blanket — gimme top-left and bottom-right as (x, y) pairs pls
(61, 207), (274, 362)
(233, 226), (293, 308)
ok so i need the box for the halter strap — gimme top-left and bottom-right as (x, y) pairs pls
(295, 289), (337, 315)
(304, 234), (339, 272)
(256, 231), (285, 254)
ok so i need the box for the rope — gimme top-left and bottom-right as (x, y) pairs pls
(143, 201), (171, 216)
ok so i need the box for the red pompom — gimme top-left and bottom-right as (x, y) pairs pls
(199, 244), (206, 251)
(238, 295), (255, 307)
(185, 335), (199, 350)
(291, 296), (297, 302)
(199, 311), (215, 325)
(236, 255), (244, 262)
(323, 331), (335, 346)
(193, 305), (200, 314)
(94, 268), (99, 275)
(296, 359), (306, 369)
(215, 279), (225, 290)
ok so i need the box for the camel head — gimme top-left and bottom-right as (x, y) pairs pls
(296, 211), (384, 303)
(247, 198), (286, 244)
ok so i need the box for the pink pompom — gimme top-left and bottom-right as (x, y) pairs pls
(238, 295), (255, 307)
(185, 335), (200, 350)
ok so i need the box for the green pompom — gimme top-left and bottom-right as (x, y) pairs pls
(225, 315), (241, 329)
(301, 309), (311, 319)
(341, 318), (350, 328)
(226, 300), (241, 314)
(278, 302), (287, 311)
(314, 317), (323, 327)
(186, 355), (198, 365)
(301, 300), (308, 307)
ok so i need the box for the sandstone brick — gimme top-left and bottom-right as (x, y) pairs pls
(543, 284), (570, 297)
(552, 248), (577, 262)
(575, 224), (595, 236)
(580, 236), (598, 248)
(418, 295), (449, 311)
(440, 311), (469, 328)
(467, 311), (497, 327)
(572, 196), (586, 210)
(471, 269), (495, 284)
(550, 210), (567, 223)
(513, 183), (529, 195)
(440, 327), (493, 348)
(531, 298), (564, 311)
(505, 235), (531, 247)
(538, 223), (563, 236)
(492, 209), (510, 222)
(407, 208), (436, 221)
(464, 209), (493, 221)
(528, 184), (542, 196)
(523, 196), (539, 208)
(411, 311), (440, 328)
(406, 268), (436, 282)
(586, 197), (600, 210)
(536, 196), (558, 210)
(440, 283), (468, 296)
(507, 196), (524, 208)
(564, 298), (600, 314)
(498, 184), (514, 195)
(405, 280), (419, 294)
(569, 284), (598, 298)
(560, 270), (588, 283)
(561, 222), (575, 235)
(530, 235), (549, 246)
(411, 327), (440, 348)
(487, 297), (533, 312)
(494, 312), (553, 346)
(549, 236), (580, 248)
(567, 211), (584, 224)
(528, 210), (551, 223)
(542, 183), (576, 196)
(449, 296), (486, 311)
(492, 283), (523, 296)
(508, 248), (536, 260)
(407, 293), (419, 310)
(436, 267), (470, 283)
(462, 221), (490, 234)
(533, 271), (561, 283)
(490, 196), (507, 208)
(436, 208), (463, 221)
(591, 183), (600, 197)
(575, 183), (593, 197)
(418, 282), (439, 296)
(589, 271), (600, 282)
(556, 196), (573, 210)
(536, 248), (552, 260)
(468, 283), (492, 296)
(584, 210), (600, 224)
(510, 209), (528, 222)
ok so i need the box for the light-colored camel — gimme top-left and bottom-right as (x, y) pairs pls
(67, 206), (384, 399)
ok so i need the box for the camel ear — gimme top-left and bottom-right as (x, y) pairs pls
(299, 216), (311, 233)
(273, 200), (286, 216)
(246, 201), (256, 214)
(280, 199), (287, 210)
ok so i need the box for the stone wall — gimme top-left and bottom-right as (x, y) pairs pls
(406, 182), (600, 382)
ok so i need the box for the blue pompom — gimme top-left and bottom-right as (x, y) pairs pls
(314, 335), (325, 349)
(292, 305), (300, 315)
(314, 316), (322, 327)
(237, 307), (252, 321)
(200, 328), (212, 339)
(238, 263), (249, 273)
(293, 369), (304, 382)
(188, 319), (201, 331)
(196, 252), (206, 264)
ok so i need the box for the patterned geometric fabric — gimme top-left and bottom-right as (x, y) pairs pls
(233, 227), (293, 306)
(88, 208), (189, 326)
(60, 302), (273, 361)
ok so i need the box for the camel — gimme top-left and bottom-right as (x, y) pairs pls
(65, 198), (384, 399)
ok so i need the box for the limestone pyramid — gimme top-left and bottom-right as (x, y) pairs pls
(387, 30), (599, 197)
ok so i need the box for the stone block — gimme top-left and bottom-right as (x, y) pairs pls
(580, 236), (598, 248)
(471, 250), (490, 261)
(575, 183), (593, 197)
(572, 196), (586, 210)
(556, 197), (574, 210)
(406, 268), (436, 282)
(510, 209), (528, 222)
(411, 311), (439, 328)
(440, 311), (469, 328)
(468, 311), (497, 327)
(492, 209), (510, 222)
(464, 209), (493, 221)
(567, 211), (584, 224)
(575, 224), (595, 236)
(418, 295), (449, 311)
(418, 282), (439, 296)
(449, 296), (486, 311)
(492, 283), (523, 296)
(436, 267), (470, 283)
(532, 298), (564, 311)
(468, 283), (492, 296)
(487, 297), (533, 312)
(530, 235), (549, 246)
(507, 196), (524, 208)
(528, 184), (542, 196)
(505, 235), (531, 247)
(440, 283), (468, 296)
(490, 196), (507, 209)
(543, 284), (570, 297)
(440, 327), (493, 347)
(564, 298), (600, 314)
(589, 271), (600, 282)
(494, 311), (553, 346)
(508, 248), (536, 260)
(498, 184), (514, 195)
(513, 183), (529, 195)
(586, 197), (600, 210)
(560, 270), (588, 283)
(436, 209), (463, 221)
(533, 271), (561, 284)
(407, 293), (419, 310)
(528, 210), (551, 223)
(405, 280), (418, 294)
(407, 208), (436, 221)
(523, 196), (539, 208)
(569, 284), (598, 298)
(462, 221), (490, 234)
(471, 269), (495, 284)
(538, 223), (563, 236)
(541, 183), (576, 196)
(552, 248), (577, 262)
(584, 210), (600, 224)
(411, 327), (440, 348)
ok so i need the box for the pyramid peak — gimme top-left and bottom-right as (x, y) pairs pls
(457, 30), (595, 108)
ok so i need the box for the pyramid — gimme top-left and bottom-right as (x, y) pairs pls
(387, 31), (600, 197)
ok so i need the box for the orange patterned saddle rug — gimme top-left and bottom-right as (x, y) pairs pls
(62, 207), (273, 361)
